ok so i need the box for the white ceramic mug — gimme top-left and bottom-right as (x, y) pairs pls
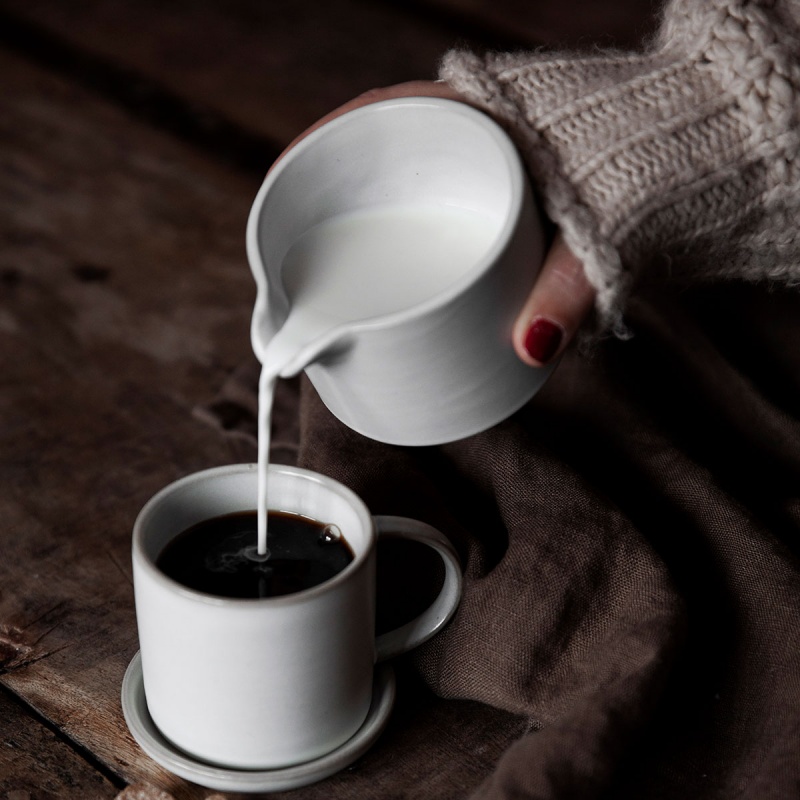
(247, 97), (551, 446)
(132, 463), (462, 770)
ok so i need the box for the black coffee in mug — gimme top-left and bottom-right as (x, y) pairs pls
(156, 511), (354, 599)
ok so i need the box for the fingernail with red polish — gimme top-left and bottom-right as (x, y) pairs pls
(523, 318), (563, 364)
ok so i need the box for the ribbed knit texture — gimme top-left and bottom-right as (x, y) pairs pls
(440, 0), (800, 334)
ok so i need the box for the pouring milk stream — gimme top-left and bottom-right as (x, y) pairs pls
(253, 204), (499, 553)
(247, 97), (553, 555)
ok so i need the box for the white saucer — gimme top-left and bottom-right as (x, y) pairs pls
(121, 651), (396, 793)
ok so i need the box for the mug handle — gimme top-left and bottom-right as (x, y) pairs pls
(373, 515), (463, 663)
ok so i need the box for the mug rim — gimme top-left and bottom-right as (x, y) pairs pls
(132, 463), (374, 608)
(246, 96), (527, 335)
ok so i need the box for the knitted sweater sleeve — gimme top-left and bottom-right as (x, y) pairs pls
(440, 0), (800, 333)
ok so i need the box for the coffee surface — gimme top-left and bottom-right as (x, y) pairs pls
(157, 510), (354, 599)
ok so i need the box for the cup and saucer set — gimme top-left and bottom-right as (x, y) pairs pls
(122, 650), (396, 793)
(123, 462), (462, 792)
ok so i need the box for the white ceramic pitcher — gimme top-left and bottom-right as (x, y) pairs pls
(246, 97), (552, 446)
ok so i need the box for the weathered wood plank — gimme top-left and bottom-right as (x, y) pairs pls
(0, 42), (524, 798)
(0, 686), (120, 799)
(0, 44), (259, 798)
(413, 0), (661, 48)
(0, 0), (477, 148)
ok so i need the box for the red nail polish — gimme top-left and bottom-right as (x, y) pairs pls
(523, 318), (563, 364)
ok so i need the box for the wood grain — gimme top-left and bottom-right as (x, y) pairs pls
(0, 45), (257, 798)
(417, 0), (661, 48)
(0, 0), (476, 149)
(0, 686), (120, 799)
(0, 37), (524, 798)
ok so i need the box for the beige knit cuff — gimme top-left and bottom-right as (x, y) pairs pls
(440, 0), (800, 334)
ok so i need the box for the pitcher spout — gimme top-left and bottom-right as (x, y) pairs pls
(253, 311), (352, 380)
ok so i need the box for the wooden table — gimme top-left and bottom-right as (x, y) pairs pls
(0, 1), (657, 796)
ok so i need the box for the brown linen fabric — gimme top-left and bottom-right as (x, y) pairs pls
(200, 281), (800, 798)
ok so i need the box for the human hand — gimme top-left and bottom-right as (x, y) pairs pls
(273, 81), (596, 367)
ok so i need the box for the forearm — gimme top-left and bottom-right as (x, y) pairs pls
(440, 0), (800, 334)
